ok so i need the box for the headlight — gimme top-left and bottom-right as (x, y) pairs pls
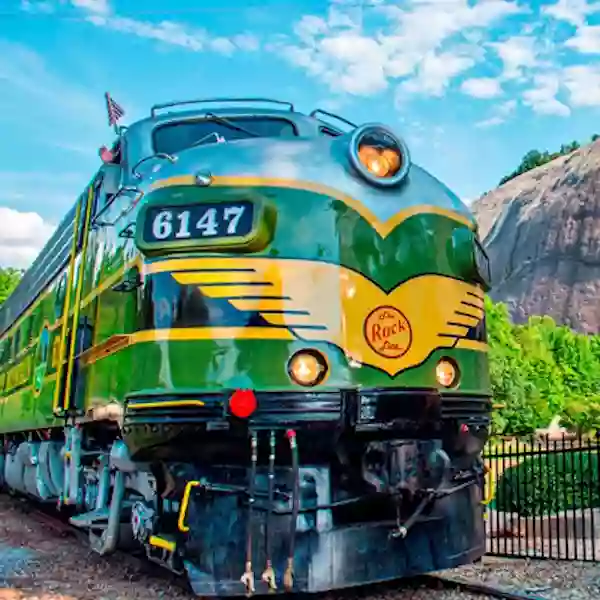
(348, 123), (411, 187)
(436, 358), (459, 388)
(474, 239), (491, 289)
(287, 350), (329, 387)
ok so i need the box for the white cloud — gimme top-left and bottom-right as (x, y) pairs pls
(273, 0), (523, 97)
(542, 0), (600, 27)
(85, 16), (205, 50)
(475, 99), (516, 127)
(565, 24), (600, 53)
(71, 0), (109, 15)
(401, 51), (476, 96)
(232, 34), (260, 52)
(523, 73), (570, 116)
(0, 207), (55, 270)
(73, 2), (260, 55)
(461, 77), (503, 98)
(563, 65), (600, 106)
(489, 35), (540, 80)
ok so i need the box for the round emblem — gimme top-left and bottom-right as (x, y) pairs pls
(363, 306), (412, 359)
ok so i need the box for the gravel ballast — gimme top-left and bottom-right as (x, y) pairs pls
(0, 494), (599, 600)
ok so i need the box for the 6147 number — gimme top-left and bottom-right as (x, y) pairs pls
(143, 201), (254, 244)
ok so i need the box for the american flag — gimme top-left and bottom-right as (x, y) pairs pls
(105, 92), (125, 127)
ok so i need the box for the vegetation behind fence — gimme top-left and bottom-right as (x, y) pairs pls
(483, 432), (600, 561)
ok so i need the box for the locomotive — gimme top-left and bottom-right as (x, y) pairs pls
(0, 97), (492, 596)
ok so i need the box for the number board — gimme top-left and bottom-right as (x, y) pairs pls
(142, 200), (254, 245)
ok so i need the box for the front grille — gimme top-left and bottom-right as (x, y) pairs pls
(122, 388), (492, 430)
(253, 391), (341, 426)
(441, 394), (492, 425)
(356, 388), (440, 421)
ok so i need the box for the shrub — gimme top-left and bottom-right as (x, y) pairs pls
(495, 450), (600, 516)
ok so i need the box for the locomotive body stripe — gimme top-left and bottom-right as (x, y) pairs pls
(148, 175), (475, 237)
(69, 256), (488, 377)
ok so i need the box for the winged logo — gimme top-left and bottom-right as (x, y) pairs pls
(172, 258), (485, 376)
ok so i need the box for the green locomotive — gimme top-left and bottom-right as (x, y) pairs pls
(0, 97), (492, 596)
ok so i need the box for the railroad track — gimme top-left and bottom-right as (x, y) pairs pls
(419, 575), (549, 600)
(6, 494), (549, 600)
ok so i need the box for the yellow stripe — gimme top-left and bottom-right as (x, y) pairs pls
(53, 198), (83, 413)
(131, 327), (294, 343)
(458, 305), (484, 319)
(455, 339), (488, 352)
(442, 324), (470, 336)
(70, 328), (294, 367)
(173, 271), (263, 285)
(128, 400), (206, 409)
(149, 535), (176, 552)
(67, 326), (489, 369)
(452, 314), (479, 327)
(228, 298), (290, 311)
(149, 175), (475, 237)
(79, 335), (131, 367)
(63, 186), (95, 412)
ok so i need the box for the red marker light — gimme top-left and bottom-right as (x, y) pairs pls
(460, 424), (470, 434)
(229, 389), (257, 419)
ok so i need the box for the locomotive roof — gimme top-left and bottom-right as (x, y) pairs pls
(126, 105), (349, 139)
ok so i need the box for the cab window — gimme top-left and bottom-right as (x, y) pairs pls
(153, 117), (297, 155)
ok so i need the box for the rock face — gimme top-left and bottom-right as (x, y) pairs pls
(471, 140), (600, 334)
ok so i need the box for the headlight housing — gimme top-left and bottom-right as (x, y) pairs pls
(348, 123), (411, 187)
(287, 349), (329, 387)
(473, 238), (491, 289)
(449, 228), (492, 291)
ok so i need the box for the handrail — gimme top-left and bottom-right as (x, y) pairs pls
(131, 153), (177, 180)
(151, 97), (295, 117)
(92, 186), (143, 228)
(309, 108), (357, 131)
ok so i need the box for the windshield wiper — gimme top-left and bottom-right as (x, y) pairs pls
(204, 113), (261, 137)
(190, 132), (226, 148)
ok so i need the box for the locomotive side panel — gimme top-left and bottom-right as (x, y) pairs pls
(0, 206), (83, 433)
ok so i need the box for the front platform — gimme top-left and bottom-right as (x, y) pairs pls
(181, 481), (485, 596)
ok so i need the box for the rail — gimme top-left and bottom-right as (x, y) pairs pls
(150, 97), (295, 117)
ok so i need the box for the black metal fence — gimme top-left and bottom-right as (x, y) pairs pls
(483, 433), (600, 561)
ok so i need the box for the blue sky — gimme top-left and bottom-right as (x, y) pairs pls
(1, 0), (600, 268)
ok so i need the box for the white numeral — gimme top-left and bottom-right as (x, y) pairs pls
(196, 208), (218, 236)
(175, 210), (191, 238)
(223, 205), (245, 234)
(152, 211), (173, 239)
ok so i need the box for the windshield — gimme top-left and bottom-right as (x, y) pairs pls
(153, 116), (297, 154)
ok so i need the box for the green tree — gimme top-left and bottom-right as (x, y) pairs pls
(0, 268), (21, 305)
(487, 297), (600, 435)
(499, 136), (588, 185)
